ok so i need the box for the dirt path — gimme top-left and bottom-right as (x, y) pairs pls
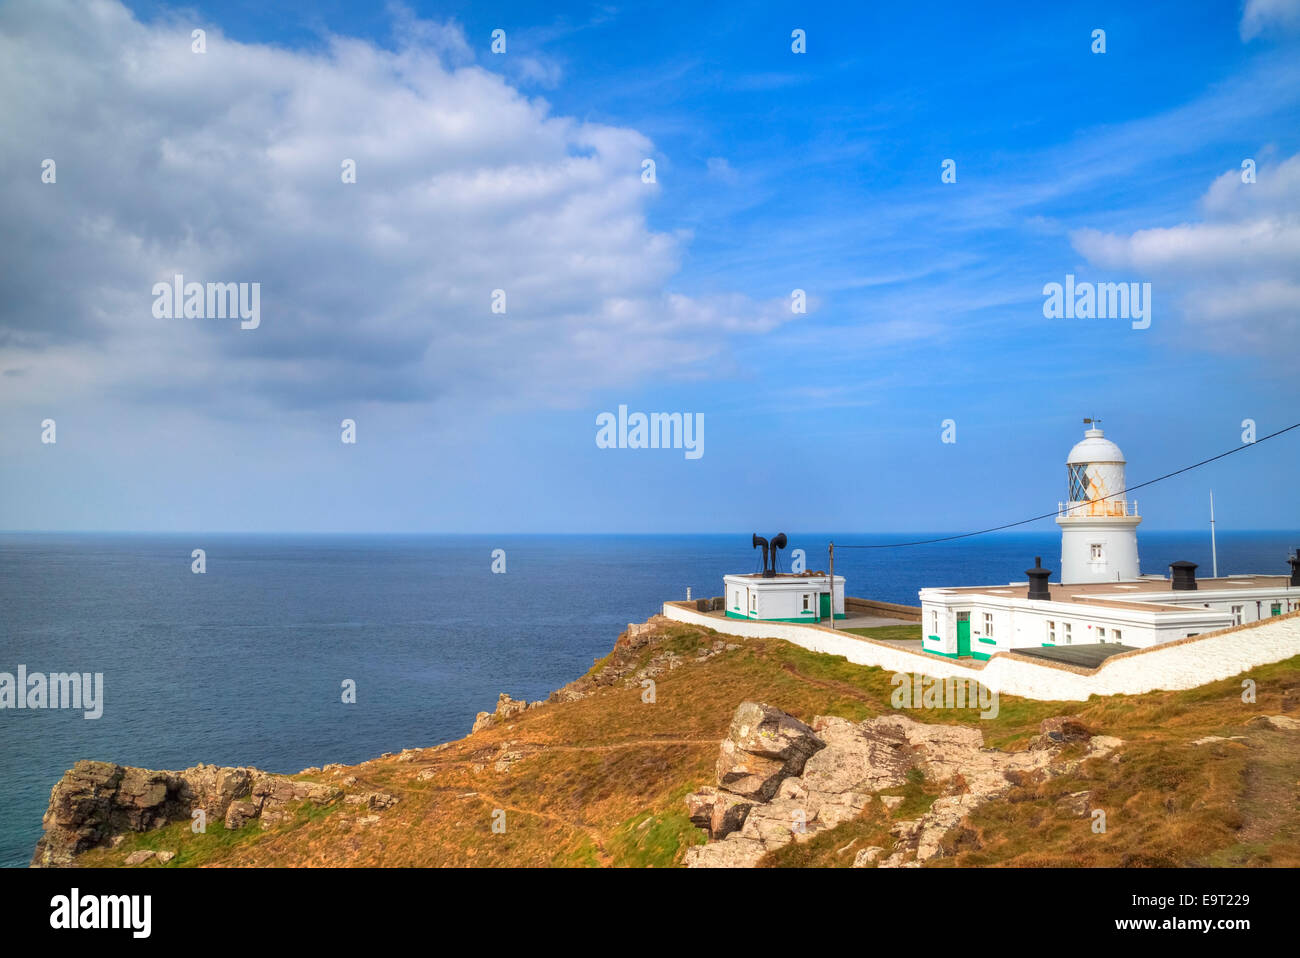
(408, 736), (718, 772)
(535, 738), (717, 752)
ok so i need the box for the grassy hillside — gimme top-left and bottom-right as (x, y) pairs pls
(76, 618), (1300, 867)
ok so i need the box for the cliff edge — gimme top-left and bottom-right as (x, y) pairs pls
(29, 614), (1300, 868)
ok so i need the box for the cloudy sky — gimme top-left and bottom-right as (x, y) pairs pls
(1, 0), (1297, 533)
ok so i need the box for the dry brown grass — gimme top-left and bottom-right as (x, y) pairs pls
(76, 620), (1300, 868)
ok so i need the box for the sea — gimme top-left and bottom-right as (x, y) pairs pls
(1, 529), (1296, 867)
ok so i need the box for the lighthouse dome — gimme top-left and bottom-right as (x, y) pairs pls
(1066, 426), (1125, 465)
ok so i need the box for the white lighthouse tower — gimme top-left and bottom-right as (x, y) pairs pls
(1056, 419), (1141, 583)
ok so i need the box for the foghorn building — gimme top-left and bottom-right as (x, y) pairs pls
(722, 533), (845, 623)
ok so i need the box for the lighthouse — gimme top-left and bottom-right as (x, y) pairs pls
(1055, 419), (1142, 583)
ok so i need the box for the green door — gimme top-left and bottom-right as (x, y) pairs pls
(819, 593), (831, 620)
(956, 612), (971, 657)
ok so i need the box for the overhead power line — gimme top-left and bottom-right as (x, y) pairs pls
(835, 421), (1300, 550)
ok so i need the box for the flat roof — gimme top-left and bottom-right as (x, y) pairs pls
(1009, 643), (1139, 667)
(725, 572), (839, 579)
(925, 574), (1291, 611)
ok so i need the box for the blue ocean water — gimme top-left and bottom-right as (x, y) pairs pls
(1, 530), (1296, 867)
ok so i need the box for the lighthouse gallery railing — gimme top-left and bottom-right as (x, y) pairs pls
(1058, 499), (1138, 518)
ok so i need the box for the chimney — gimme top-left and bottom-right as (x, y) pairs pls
(1289, 547), (1300, 587)
(1026, 556), (1052, 601)
(1170, 560), (1198, 591)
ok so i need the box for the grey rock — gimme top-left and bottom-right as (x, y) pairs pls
(1248, 714), (1300, 731)
(715, 702), (825, 801)
(852, 846), (884, 867)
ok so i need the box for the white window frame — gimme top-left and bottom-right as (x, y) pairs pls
(1046, 620), (1056, 643)
(1064, 622), (1073, 645)
(1090, 543), (1104, 561)
(982, 612), (993, 638)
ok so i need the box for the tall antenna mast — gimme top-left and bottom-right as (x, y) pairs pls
(1210, 490), (1218, 578)
(827, 541), (836, 630)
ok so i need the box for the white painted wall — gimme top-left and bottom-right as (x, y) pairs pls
(1132, 587), (1300, 625)
(662, 602), (1300, 702)
(723, 574), (844, 621)
(917, 583), (1300, 659)
(1058, 518), (1141, 583)
(918, 591), (1234, 655)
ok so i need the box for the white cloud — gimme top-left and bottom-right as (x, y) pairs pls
(0, 0), (793, 415)
(1241, 0), (1300, 41)
(706, 157), (737, 183)
(1070, 153), (1300, 350)
(508, 54), (564, 88)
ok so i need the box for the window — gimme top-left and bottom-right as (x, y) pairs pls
(1113, 628), (1122, 642)
(1097, 627), (1106, 642)
(1068, 463), (1089, 502)
(1231, 605), (1242, 625)
(1272, 603), (1282, 617)
(930, 610), (939, 636)
(1090, 543), (1104, 561)
(802, 593), (811, 612)
(1064, 623), (1073, 645)
(1046, 620), (1056, 643)
(982, 612), (994, 638)
(749, 592), (757, 614)
(733, 590), (742, 611)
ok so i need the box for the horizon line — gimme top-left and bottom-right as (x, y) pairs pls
(2, 529), (1295, 537)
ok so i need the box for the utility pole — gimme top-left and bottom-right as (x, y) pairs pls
(1210, 490), (1218, 579)
(827, 541), (836, 629)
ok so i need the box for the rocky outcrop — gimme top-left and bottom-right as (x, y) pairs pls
(876, 719), (1120, 869)
(683, 702), (827, 846)
(1248, 714), (1300, 731)
(686, 787), (755, 838)
(1028, 715), (1092, 748)
(31, 760), (348, 867)
(716, 702), (826, 801)
(343, 791), (399, 811)
(685, 710), (917, 867)
(471, 693), (545, 733)
(684, 705), (1124, 868)
(852, 845), (885, 867)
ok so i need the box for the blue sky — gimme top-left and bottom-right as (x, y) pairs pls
(1, 0), (1298, 533)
